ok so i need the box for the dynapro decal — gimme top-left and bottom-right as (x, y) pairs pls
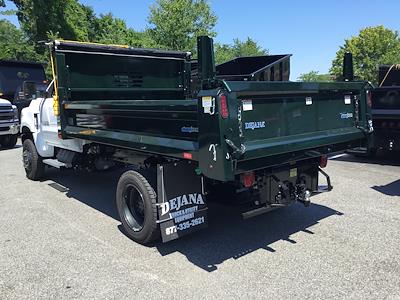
(181, 126), (199, 133)
(244, 121), (266, 130)
(340, 112), (354, 119)
(160, 193), (205, 219)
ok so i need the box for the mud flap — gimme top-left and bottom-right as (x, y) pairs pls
(157, 161), (208, 242)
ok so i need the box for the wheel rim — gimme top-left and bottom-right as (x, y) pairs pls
(122, 184), (145, 232)
(23, 148), (32, 172)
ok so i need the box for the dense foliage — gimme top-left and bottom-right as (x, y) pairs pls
(214, 38), (268, 65)
(330, 26), (400, 84)
(3, 1), (398, 84)
(0, 19), (41, 61)
(0, 0), (267, 71)
(148, 0), (217, 53)
(297, 71), (332, 82)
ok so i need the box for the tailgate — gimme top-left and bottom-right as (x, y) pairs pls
(198, 81), (371, 181)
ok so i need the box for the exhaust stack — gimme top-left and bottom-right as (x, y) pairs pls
(343, 52), (354, 81)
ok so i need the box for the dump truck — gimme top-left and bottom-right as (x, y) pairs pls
(0, 60), (46, 148)
(0, 98), (19, 149)
(349, 64), (400, 156)
(0, 60), (47, 114)
(20, 37), (372, 244)
(370, 65), (400, 153)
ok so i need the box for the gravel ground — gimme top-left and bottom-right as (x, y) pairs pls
(1, 142), (400, 299)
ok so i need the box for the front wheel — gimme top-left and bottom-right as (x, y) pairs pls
(116, 170), (159, 244)
(0, 134), (18, 149)
(22, 139), (45, 180)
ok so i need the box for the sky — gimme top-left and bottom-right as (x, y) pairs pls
(2, 0), (400, 80)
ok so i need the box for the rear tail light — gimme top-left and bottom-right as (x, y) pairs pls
(319, 155), (328, 168)
(183, 152), (192, 159)
(241, 172), (255, 188)
(367, 90), (372, 108)
(219, 94), (229, 119)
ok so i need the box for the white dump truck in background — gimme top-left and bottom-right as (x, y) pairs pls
(0, 98), (19, 149)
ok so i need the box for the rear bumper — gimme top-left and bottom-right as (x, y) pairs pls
(0, 123), (20, 136)
(235, 130), (366, 174)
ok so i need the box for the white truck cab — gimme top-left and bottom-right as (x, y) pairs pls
(20, 82), (90, 179)
(0, 98), (19, 149)
(21, 94), (86, 157)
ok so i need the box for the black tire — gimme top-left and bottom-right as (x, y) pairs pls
(1, 134), (18, 149)
(116, 170), (159, 244)
(22, 139), (45, 181)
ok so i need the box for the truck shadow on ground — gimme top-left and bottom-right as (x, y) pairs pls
(0, 145), (22, 151)
(332, 152), (400, 166)
(44, 167), (124, 220)
(44, 167), (343, 272)
(371, 179), (400, 196)
(156, 202), (342, 272)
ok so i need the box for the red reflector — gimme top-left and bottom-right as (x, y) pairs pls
(319, 155), (328, 168)
(183, 152), (192, 159)
(367, 90), (372, 108)
(219, 94), (229, 119)
(242, 172), (255, 188)
(57, 132), (62, 139)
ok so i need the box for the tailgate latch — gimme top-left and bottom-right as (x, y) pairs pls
(225, 138), (246, 157)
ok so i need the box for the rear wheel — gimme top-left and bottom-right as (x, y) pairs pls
(0, 134), (18, 149)
(116, 170), (159, 244)
(22, 139), (45, 180)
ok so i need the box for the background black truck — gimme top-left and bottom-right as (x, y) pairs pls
(370, 65), (400, 153)
(0, 60), (47, 116)
(0, 60), (46, 149)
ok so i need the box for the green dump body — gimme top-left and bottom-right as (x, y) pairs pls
(53, 39), (371, 182)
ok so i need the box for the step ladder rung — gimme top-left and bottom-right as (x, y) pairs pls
(43, 159), (67, 169)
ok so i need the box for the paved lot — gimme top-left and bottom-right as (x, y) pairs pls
(1, 142), (400, 299)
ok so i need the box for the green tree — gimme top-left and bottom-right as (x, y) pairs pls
(10, 0), (94, 44)
(0, 19), (42, 61)
(215, 37), (268, 64)
(330, 26), (400, 84)
(297, 71), (332, 82)
(148, 0), (217, 52)
(88, 13), (147, 47)
(2, 0), (152, 53)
